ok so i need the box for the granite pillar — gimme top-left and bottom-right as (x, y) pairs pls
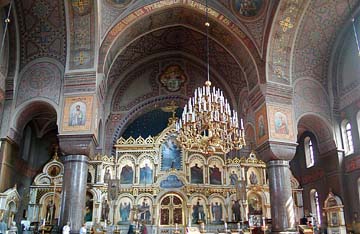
(256, 141), (298, 234)
(59, 155), (88, 233)
(267, 160), (296, 233)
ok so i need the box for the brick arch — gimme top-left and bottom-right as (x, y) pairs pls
(297, 113), (336, 154)
(10, 99), (58, 144)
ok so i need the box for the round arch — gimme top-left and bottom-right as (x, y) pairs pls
(9, 99), (59, 144)
(297, 113), (336, 154)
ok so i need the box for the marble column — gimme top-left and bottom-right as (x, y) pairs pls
(267, 160), (296, 233)
(60, 155), (88, 233)
(257, 141), (297, 234)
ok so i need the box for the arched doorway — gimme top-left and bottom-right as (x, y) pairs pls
(159, 193), (184, 226)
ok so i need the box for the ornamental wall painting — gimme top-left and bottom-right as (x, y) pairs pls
(161, 133), (182, 171)
(189, 158), (204, 184)
(62, 96), (93, 132)
(255, 104), (268, 145)
(232, 0), (265, 19)
(139, 159), (153, 185)
(268, 105), (295, 141)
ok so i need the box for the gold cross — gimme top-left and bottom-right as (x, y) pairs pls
(74, 51), (87, 65)
(72, 0), (89, 14)
(279, 17), (294, 32)
(274, 67), (283, 78)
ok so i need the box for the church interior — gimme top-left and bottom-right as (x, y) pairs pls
(0, 0), (359, 234)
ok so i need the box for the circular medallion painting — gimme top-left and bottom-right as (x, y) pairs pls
(106, 0), (132, 8)
(232, 0), (265, 19)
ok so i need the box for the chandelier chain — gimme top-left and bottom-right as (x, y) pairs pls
(175, 0), (246, 154)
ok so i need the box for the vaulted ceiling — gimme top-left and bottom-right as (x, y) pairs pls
(4, 0), (360, 106)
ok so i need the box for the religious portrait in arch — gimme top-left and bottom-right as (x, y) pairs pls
(45, 199), (56, 222)
(255, 104), (268, 144)
(274, 111), (289, 135)
(69, 101), (86, 126)
(233, 0), (264, 18)
(331, 212), (339, 226)
(190, 161), (204, 184)
(258, 115), (265, 138)
(159, 65), (187, 92)
(139, 159), (153, 184)
(47, 165), (61, 177)
(101, 198), (110, 222)
(42, 195), (59, 223)
(120, 163), (134, 184)
(161, 133), (182, 171)
(268, 105), (294, 140)
(118, 197), (132, 224)
(247, 169), (259, 185)
(231, 199), (242, 222)
(229, 170), (239, 185)
(137, 197), (152, 224)
(210, 198), (224, 224)
(29, 189), (37, 204)
(104, 168), (112, 184)
(248, 193), (262, 215)
(209, 164), (222, 185)
(84, 192), (93, 222)
(62, 96), (93, 132)
(191, 197), (206, 224)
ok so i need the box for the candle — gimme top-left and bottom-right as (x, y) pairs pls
(175, 223), (178, 231)
(224, 222), (227, 230)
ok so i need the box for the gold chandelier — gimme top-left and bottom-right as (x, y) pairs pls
(175, 1), (245, 155)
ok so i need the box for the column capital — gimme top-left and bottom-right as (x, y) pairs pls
(58, 134), (97, 156)
(256, 141), (297, 163)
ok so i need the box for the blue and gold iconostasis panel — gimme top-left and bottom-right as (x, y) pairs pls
(161, 133), (182, 171)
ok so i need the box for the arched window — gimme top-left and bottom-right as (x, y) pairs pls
(310, 189), (322, 225)
(304, 136), (315, 168)
(342, 120), (354, 155)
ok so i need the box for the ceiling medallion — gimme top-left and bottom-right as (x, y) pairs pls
(232, 0), (265, 20)
(159, 65), (187, 92)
